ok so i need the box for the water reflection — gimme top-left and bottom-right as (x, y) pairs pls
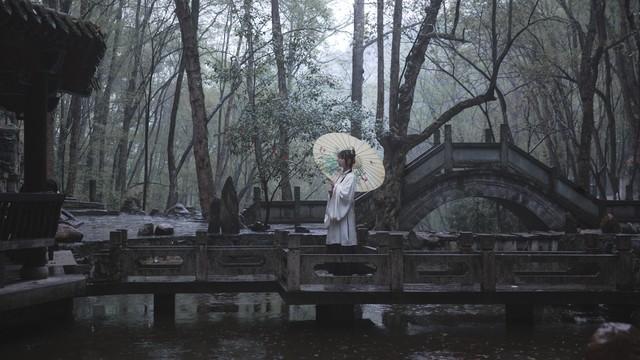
(1, 293), (599, 359)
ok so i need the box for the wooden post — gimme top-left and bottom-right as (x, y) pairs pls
(294, 186), (301, 227)
(433, 128), (441, 145)
(444, 125), (453, 173)
(195, 231), (208, 281)
(287, 234), (300, 291)
(479, 235), (496, 292)
(389, 233), (404, 291)
(616, 235), (633, 291)
(500, 124), (509, 168)
(458, 232), (473, 253)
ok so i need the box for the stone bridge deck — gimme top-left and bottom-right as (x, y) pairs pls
(4, 230), (640, 325)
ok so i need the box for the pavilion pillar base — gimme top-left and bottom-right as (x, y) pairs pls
(154, 293), (175, 323)
(315, 304), (361, 325)
(505, 304), (535, 327)
(20, 266), (49, 280)
(15, 248), (49, 280)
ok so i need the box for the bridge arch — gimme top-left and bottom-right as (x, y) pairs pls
(399, 170), (567, 231)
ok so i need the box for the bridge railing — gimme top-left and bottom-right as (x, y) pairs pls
(280, 231), (636, 293)
(95, 230), (636, 294)
(104, 230), (281, 283)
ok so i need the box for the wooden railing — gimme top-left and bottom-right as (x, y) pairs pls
(0, 192), (64, 287)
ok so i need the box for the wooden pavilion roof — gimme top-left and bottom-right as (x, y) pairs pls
(0, 0), (106, 114)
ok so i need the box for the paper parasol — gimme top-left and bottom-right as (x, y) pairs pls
(312, 133), (385, 192)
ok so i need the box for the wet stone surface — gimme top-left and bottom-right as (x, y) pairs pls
(74, 214), (327, 242)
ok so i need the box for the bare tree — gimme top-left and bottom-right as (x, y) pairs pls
(374, 0), (542, 229)
(174, 0), (216, 216)
(351, 0), (365, 138)
(270, 0), (293, 200)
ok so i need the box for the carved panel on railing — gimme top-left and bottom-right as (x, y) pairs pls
(404, 253), (481, 286)
(298, 254), (389, 286)
(208, 247), (278, 277)
(121, 247), (198, 277)
(495, 253), (617, 289)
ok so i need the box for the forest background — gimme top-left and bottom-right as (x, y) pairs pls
(2, 0), (638, 232)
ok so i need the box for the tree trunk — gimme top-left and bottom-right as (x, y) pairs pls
(350, 0), (365, 139)
(388, 0), (402, 131)
(375, 0), (384, 139)
(92, 0), (123, 202)
(114, 0), (144, 199)
(270, 0), (292, 200)
(166, 59), (185, 210)
(174, 0), (216, 217)
(561, 0), (605, 190)
(64, 96), (82, 195)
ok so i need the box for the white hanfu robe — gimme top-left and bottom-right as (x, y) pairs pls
(324, 170), (357, 246)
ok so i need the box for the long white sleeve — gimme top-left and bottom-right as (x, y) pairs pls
(329, 173), (355, 221)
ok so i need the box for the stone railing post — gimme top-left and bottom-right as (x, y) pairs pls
(357, 226), (369, 247)
(109, 229), (127, 282)
(479, 235), (496, 292)
(500, 124), (510, 167)
(389, 233), (404, 292)
(195, 231), (208, 281)
(616, 235), (633, 291)
(458, 232), (474, 253)
(294, 186), (301, 227)
(584, 233), (600, 253)
(274, 229), (289, 248)
(375, 231), (390, 254)
(444, 125), (453, 173)
(287, 234), (300, 291)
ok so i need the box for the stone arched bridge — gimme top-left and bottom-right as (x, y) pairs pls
(357, 125), (640, 231)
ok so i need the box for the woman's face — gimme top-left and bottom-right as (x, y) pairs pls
(337, 156), (346, 170)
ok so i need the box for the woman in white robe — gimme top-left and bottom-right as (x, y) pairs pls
(324, 149), (357, 274)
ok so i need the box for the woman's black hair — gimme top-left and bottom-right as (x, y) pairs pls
(338, 148), (356, 169)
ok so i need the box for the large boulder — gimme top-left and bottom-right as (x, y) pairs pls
(137, 223), (154, 236)
(220, 177), (240, 234)
(121, 197), (144, 214)
(586, 322), (640, 360)
(55, 223), (84, 243)
(155, 223), (174, 236)
(166, 203), (191, 216)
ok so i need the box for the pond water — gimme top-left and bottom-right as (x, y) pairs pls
(5, 215), (607, 359)
(1, 293), (601, 359)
